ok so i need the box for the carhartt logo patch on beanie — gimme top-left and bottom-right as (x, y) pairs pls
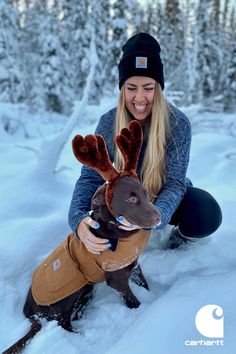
(136, 57), (148, 68)
(118, 33), (164, 90)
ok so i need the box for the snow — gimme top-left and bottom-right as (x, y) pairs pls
(0, 100), (235, 354)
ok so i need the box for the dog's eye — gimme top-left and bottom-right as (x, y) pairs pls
(126, 196), (138, 203)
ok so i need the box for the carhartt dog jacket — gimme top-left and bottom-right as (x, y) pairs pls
(69, 103), (192, 235)
(32, 229), (150, 306)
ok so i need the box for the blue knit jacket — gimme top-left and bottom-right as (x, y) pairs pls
(68, 103), (192, 234)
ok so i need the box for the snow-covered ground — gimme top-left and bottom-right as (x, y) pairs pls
(0, 100), (235, 354)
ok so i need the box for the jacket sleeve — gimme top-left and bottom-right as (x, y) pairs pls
(68, 110), (115, 236)
(154, 109), (192, 229)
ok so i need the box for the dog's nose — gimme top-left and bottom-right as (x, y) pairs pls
(153, 213), (161, 223)
(153, 213), (160, 221)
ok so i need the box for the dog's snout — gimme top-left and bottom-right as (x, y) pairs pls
(152, 209), (161, 223)
(153, 212), (160, 221)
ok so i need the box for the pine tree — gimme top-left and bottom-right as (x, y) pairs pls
(128, 0), (144, 35)
(195, 0), (227, 106)
(57, 0), (78, 113)
(195, 0), (214, 101)
(69, 1), (91, 102)
(38, 6), (66, 113)
(162, 0), (184, 88)
(156, 1), (165, 39)
(210, 0), (223, 96)
(211, 0), (220, 29)
(90, 0), (111, 102)
(0, 0), (25, 104)
(223, 0), (230, 24)
(109, 0), (129, 88)
(22, 0), (48, 111)
(224, 6), (236, 111)
(143, 1), (158, 37)
(22, 0), (70, 113)
(181, 0), (199, 104)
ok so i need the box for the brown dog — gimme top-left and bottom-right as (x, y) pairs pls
(3, 121), (160, 353)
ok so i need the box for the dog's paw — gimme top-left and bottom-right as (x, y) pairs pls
(125, 297), (141, 309)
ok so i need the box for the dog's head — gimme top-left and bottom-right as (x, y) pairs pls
(72, 120), (160, 228)
(110, 175), (159, 228)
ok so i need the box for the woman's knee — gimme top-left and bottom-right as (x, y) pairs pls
(178, 187), (222, 237)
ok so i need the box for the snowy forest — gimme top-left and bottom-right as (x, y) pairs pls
(0, 0), (236, 121)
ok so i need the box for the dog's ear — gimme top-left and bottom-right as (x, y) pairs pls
(72, 134), (119, 183)
(115, 120), (143, 174)
(91, 184), (107, 209)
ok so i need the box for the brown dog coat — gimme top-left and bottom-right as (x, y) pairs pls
(32, 229), (150, 306)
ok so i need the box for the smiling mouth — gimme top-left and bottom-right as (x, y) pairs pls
(133, 104), (147, 113)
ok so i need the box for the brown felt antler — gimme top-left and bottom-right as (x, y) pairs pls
(115, 120), (143, 175)
(72, 121), (143, 215)
(72, 134), (119, 182)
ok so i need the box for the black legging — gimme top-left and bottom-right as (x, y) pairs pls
(169, 187), (222, 238)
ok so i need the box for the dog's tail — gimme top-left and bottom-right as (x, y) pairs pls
(2, 319), (42, 354)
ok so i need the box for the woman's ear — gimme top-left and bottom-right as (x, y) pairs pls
(91, 184), (107, 209)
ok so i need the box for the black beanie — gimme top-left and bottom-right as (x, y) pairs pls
(118, 33), (164, 90)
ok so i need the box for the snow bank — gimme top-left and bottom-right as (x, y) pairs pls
(0, 103), (235, 354)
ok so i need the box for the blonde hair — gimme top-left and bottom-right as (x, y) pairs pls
(114, 83), (170, 201)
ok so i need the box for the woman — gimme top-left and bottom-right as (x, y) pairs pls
(68, 33), (222, 254)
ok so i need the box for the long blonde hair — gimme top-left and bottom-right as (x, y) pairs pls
(114, 83), (170, 201)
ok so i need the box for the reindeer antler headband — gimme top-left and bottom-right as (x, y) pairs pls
(72, 120), (143, 215)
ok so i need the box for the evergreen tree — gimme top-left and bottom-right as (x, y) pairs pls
(128, 0), (144, 35)
(195, 0), (227, 105)
(223, 6), (236, 111)
(69, 1), (91, 102)
(195, 0), (214, 101)
(0, 1), (24, 103)
(57, 0), (78, 112)
(143, 1), (158, 37)
(156, 1), (165, 39)
(140, 6), (149, 34)
(211, 0), (220, 29)
(181, 0), (198, 104)
(162, 0), (184, 87)
(38, 6), (66, 113)
(210, 0), (223, 95)
(90, 0), (111, 102)
(109, 0), (129, 87)
(22, 0), (48, 111)
(223, 0), (230, 24)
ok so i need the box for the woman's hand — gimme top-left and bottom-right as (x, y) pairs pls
(116, 216), (142, 231)
(76, 216), (111, 255)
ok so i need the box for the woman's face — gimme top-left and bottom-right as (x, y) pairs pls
(124, 76), (156, 122)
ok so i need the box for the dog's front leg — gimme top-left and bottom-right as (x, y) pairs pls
(130, 263), (149, 290)
(105, 263), (140, 309)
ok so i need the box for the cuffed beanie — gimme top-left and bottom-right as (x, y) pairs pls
(118, 33), (164, 90)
